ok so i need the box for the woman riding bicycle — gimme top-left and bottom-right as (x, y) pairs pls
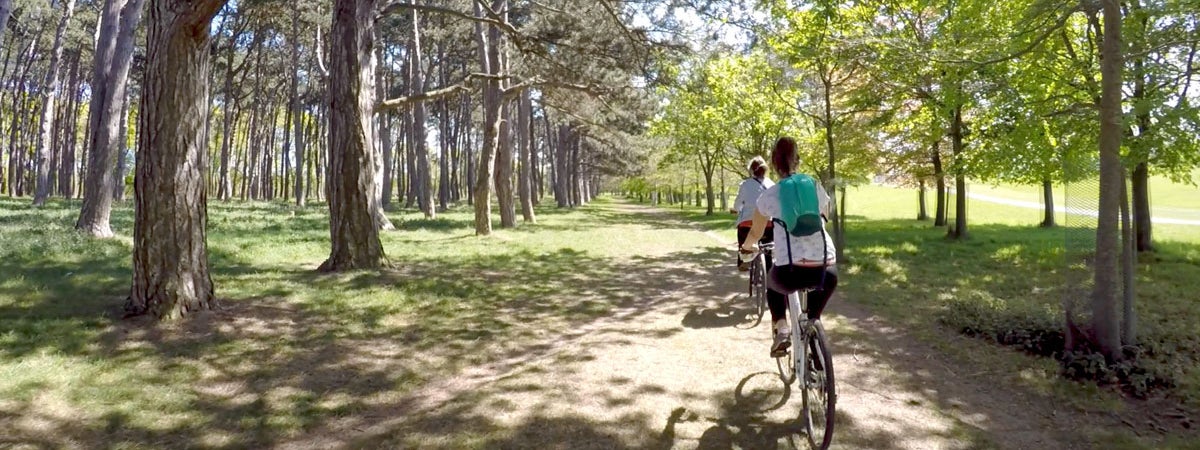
(731, 157), (773, 271)
(740, 137), (838, 357)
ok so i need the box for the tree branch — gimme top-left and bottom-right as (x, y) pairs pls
(377, 82), (472, 111)
(377, 2), (517, 36)
(314, 25), (329, 78)
(961, 5), (1078, 66)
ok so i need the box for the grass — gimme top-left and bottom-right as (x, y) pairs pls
(668, 184), (1200, 431)
(0, 196), (718, 448)
(968, 173), (1200, 221)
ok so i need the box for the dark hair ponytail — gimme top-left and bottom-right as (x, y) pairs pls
(748, 156), (767, 179)
(771, 137), (798, 177)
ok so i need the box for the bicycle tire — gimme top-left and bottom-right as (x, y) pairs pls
(775, 340), (795, 385)
(754, 255), (767, 318)
(748, 255), (759, 299)
(801, 320), (836, 450)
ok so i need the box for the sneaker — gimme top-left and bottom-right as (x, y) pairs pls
(771, 323), (791, 357)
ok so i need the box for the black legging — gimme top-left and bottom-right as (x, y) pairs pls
(767, 264), (838, 322)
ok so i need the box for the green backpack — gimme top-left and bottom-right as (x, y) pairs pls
(777, 174), (823, 237)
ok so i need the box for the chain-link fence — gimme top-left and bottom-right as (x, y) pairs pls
(1063, 169), (1099, 340)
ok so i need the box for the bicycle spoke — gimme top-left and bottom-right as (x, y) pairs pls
(801, 321), (836, 450)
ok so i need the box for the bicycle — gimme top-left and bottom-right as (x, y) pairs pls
(775, 285), (836, 450)
(747, 243), (772, 320)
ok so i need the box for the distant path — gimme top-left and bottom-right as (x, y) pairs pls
(965, 192), (1200, 226)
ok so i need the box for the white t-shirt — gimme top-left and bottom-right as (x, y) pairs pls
(733, 177), (774, 224)
(755, 181), (837, 267)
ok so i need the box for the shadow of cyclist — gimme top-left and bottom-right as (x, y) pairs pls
(681, 293), (762, 330)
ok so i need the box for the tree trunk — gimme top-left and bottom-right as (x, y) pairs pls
(517, 88), (535, 223)
(5, 39), (35, 196)
(463, 93), (474, 205)
(704, 171), (715, 215)
(437, 99), (451, 211)
(380, 113), (394, 209)
(410, 6), (433, 219)
(821, 75), (845, 261)
(291, 5), (306, 208)
(570, 133), (582, 207)
(1086, 0), (1124, 361)
(496, 99), (516, 227)
(1119, 168), (1137, 346)
(217, 44), (237, 201)
(531, 110), (543, 206)
(112, 94), (130, 200)
(126, 0), (226, 319)
(554, 125), (568, 207)
(238, 108), (251, 200)
(404, 108), (417, 208)
(33, 0), (76, 206)
(320, 0), (387, 271)
(472, 0), (505, 235)
(917, 178), (928, 220)
(437, 43), (451, 211)
(932, 140), (946, 227)
(245, 71), (263, 200)
(1131, 162), (1152, 252)
(1040, 178), (1056, 227)
(77, 0), (145, 237)
(494, 31), (516, 227)
(949, 104), (968, 239)
(58, 50), (83, 198)
(373, 31), (391, 212)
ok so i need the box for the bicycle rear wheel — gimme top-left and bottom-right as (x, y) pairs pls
(801, 321), (835, 450)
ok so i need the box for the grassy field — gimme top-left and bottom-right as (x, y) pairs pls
(0, 197), (714, 448)
(969, 172), (1200, 222)
(676, 184), (1200, 415)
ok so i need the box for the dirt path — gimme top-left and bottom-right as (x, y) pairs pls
(288, 202), (1098, 449)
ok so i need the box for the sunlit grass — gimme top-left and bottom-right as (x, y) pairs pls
(0, 195), (720, 447)
(968, 176), (1200, 221)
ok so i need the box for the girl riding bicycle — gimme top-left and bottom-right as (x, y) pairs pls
(731, 157), (773, 271)
(740, 137), (839, 357)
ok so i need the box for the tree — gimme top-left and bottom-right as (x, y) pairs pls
(765, 1), (877, 260)
(1085, 0), (1124, 361)
(517, 88), (535, 223)
(472, 0), (504, 235)
(1122, 0), (1200, 252)
(409, 4), (434, 219)
(652, 64), (725, 216)
(126, 0), (227, 319)
(32, 0), (77, 206)
(320, 0), (387, 271)
(290, 3), (306, 207)
(76, 0), (145, 237)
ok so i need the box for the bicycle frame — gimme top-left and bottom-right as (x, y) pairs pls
(787, 289), (811, 387)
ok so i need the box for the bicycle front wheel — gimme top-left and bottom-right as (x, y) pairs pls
(802, 320), (835, 450)
(753, 256), (767, 318)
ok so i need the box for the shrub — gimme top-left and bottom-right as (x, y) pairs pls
(938, 293), (1174, 398)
